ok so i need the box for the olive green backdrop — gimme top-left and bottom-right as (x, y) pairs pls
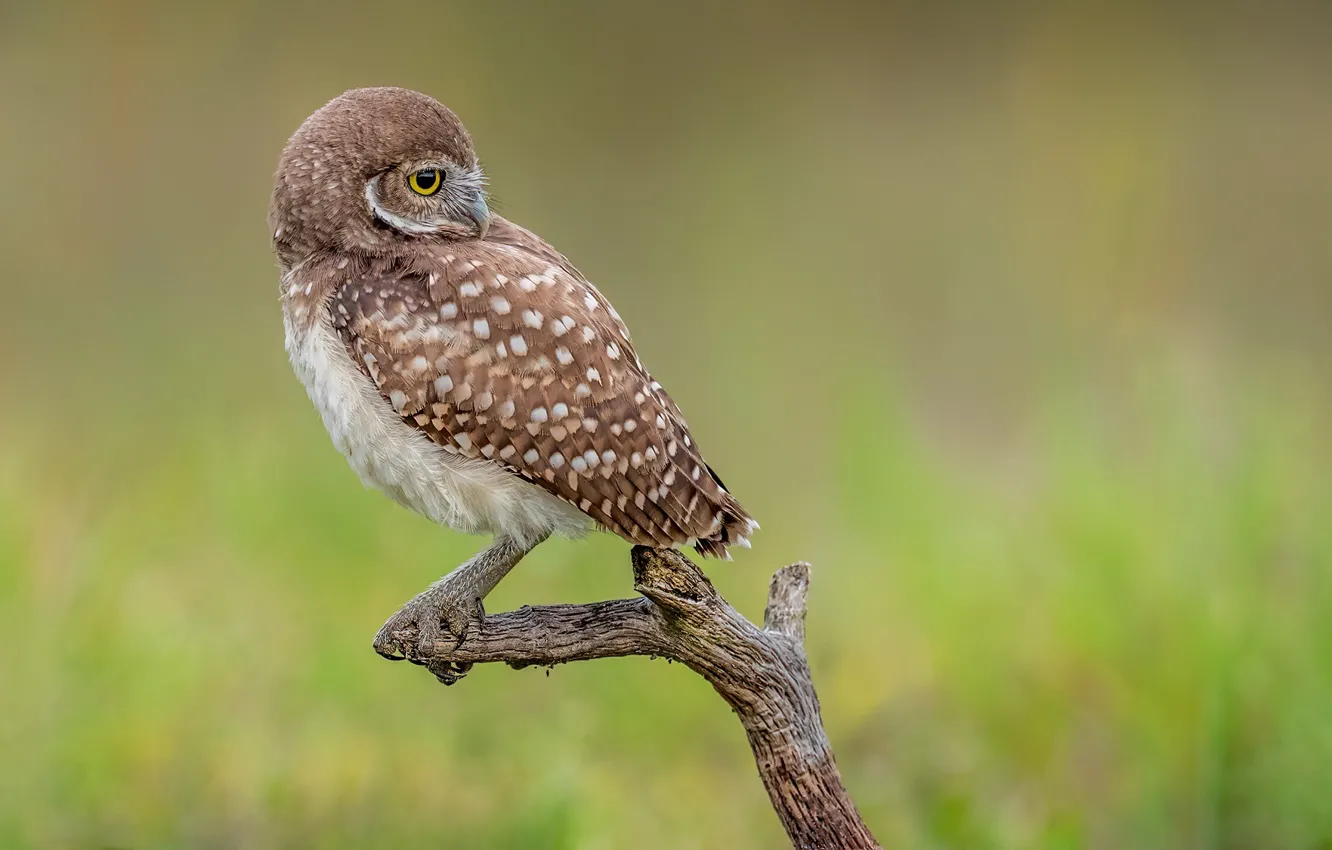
(2, 1), (1330, 847)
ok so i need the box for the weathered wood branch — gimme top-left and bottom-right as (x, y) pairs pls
(383, 546), (880, 850)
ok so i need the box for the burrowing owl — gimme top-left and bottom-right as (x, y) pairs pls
(270, 88), (756, 679)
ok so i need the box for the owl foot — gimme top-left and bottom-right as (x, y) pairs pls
(371, 536), (538, 684)
(372, 579), (485, 683)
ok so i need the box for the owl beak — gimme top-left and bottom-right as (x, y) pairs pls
(469, 194), (491, 240)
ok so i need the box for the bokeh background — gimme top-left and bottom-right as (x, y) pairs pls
(2, 0), (1331, 847)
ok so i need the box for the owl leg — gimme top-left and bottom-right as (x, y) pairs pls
(372, 533), (546, 681)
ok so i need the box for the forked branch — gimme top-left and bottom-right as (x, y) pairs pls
(383, 546), (880, 850)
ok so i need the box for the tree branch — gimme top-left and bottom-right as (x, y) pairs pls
(383, 546), (880, 850)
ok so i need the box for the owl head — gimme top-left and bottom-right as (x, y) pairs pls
(269, 87), (490, 264)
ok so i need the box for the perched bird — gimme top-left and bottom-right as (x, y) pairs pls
(270, 88), (756, 677)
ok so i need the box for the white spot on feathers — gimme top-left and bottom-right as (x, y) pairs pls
(283, 303), (586, 544)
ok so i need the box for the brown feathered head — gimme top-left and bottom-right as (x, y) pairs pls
(269, 87), (491, 265)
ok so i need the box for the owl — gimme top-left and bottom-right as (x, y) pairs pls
(269, 88), (756, 675)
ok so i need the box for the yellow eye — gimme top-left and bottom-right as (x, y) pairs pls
(408, 168), (442, 196)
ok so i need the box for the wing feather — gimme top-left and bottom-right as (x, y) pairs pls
(324, 218), (755, 554)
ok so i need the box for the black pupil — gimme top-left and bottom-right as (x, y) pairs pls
(416, 169), (439, 190)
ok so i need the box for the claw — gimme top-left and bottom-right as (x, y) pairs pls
(425, 659), (474, 685)
(438, 597), (486, 648)
(373, 641), (408, 661)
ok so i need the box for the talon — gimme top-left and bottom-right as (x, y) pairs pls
(373, 642), (407, 661)
(426, 659), (473, 685)
(372, 623), (410, 660)
(437, 597), (484, 649)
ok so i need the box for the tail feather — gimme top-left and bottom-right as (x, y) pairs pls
(692, 489), (758, 560)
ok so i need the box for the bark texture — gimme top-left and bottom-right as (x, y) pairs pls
(382, 546), (880, 850)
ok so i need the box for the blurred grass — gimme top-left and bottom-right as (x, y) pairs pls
(2, 0), (1331, 847)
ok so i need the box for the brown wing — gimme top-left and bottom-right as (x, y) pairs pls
(326, 223), (755, 555)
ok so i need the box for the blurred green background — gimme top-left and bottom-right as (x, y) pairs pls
(2, 0), (1331, 847)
